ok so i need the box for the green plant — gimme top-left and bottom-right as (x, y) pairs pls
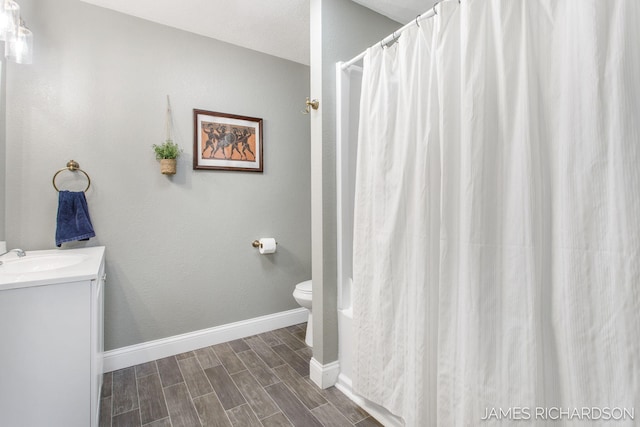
(152, 139), (182, 160)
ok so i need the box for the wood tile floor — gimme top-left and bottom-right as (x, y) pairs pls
(100, 323), (383, 427)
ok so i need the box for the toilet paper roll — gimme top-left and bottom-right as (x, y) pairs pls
(259, 238), (277, 254)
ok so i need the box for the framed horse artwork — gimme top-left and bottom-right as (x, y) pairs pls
(193, 109), (263, 172)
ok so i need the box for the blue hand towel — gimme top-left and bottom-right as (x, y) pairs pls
(55, 190), (96, 247)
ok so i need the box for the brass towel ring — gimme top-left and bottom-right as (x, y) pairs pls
(52, 160), (91, 192)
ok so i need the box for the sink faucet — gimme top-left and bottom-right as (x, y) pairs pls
(0, 248), (26, 265)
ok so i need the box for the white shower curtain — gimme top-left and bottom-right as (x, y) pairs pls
(352, 1), (640, 426)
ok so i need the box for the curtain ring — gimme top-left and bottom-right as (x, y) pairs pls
(433, 1), (441, 15)
(415, 15), (421, 27)
(380, 39), (385, 49)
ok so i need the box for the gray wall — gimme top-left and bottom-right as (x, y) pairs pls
(0, 56), (5, 241)
(5, 0), (311, 350)
(310, 0), (399, 363)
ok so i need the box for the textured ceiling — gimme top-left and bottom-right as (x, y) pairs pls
(80, 0), (435, 66)
(354, 0), (438, 24)
(80, 0), (310, 64)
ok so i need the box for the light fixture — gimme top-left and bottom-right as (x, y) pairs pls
(0, 0), (19, 42)
(0, 0), (32, 64)
(5, 17), (31, 64)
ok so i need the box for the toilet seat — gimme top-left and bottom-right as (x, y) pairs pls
(295, 280), (312, 294)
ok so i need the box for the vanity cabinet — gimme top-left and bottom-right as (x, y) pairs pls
(0, 247), (105, 427)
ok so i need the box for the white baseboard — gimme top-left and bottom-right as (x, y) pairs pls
(309, 357), (340, 389)
(103, 308), (309, 372)
(335, 373), (405, 427)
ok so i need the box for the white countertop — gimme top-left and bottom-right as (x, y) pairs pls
(0, 246), (105, 291)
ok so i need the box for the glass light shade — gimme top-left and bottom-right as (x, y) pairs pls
(0, 0), (20, 42)
(5, 23), (32, 64)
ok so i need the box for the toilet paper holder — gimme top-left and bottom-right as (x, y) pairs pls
(252, 239), (278, 248)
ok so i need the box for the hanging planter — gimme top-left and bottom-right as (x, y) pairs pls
(153, 140), (181, 175)
(159, 158), (177, 175)
(152, 95), (182, 175)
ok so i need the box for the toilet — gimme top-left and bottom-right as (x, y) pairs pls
(293, 280), (313, 347)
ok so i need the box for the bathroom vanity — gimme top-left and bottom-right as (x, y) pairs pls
(0, 246), (105, 427)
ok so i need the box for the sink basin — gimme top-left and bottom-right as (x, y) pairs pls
(0, 247), (104, 289)
(0, 253), (89, 274)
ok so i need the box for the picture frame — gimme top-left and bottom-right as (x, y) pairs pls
(193, 109), (263, 172)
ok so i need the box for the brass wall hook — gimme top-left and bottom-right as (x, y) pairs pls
(302, 97), (319, 114)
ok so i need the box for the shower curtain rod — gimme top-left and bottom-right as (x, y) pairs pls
(341, 1), (445, 70)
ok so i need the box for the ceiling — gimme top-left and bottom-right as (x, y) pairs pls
(80, 0), (437, 66)
(352, 0), (437, 24)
